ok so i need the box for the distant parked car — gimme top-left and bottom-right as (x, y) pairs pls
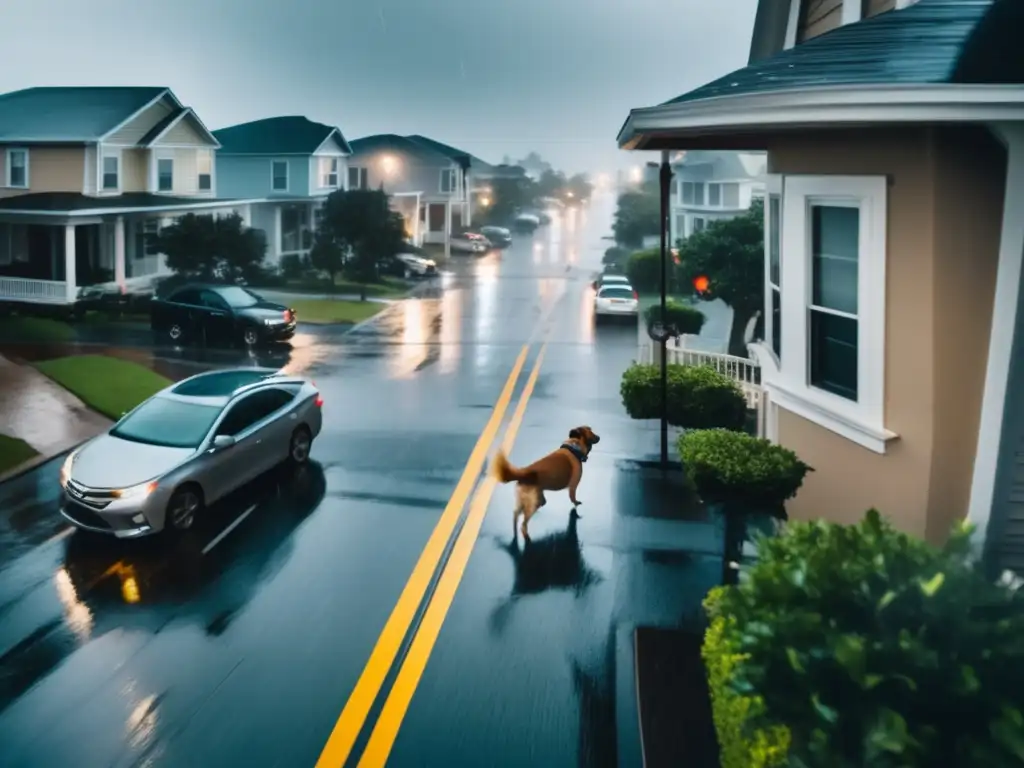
(592, 273), (631, 290)
(593, 283), (639, 322)
(478, 226), (512, 248)
(397, 252), (437, 278)
(512, 213), (541, 233)
(150, 284), (296, 348)
(450, 231), (491, 254)
(59, 368), (323, 537)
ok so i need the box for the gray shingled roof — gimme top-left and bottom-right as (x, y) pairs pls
(0, 86), (168, 141)
(348, 134), (453, 164)
(665, 0), (996, 107)
(213, 116), (350, 155)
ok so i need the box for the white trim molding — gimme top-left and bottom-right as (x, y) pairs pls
(967, 124), (1024, 544)
(271, 158), (289, 193)
(143, 108), (193, 147)
(618, 85), (1024, 149)
(758, 173), (897, 454)
(4, 147), (29, 189)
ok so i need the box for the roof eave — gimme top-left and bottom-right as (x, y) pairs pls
(618, 83), (1024, 150)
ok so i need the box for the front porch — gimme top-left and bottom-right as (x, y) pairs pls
(0, 216), (167, 306)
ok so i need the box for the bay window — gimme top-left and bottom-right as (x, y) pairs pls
(762, 174), (891, 453)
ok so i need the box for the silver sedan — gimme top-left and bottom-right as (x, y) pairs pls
(59, 368), (324, 538)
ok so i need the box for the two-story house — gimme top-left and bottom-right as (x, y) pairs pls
(669, 151), (766, 244)
(618, 0), (1024, 576)
(405, 135), (499, 224)
(0, 86), (262, 305)
(346, 134), (469, 246)
(212, 116), (351, 267)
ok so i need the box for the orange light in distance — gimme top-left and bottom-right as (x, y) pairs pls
(693, 275), (710, 293)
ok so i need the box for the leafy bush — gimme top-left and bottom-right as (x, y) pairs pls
(705, 510), (1024, 768)
(678, 429), (811, 511)
(280, 253), (308, 280)
(644, 298), (705, 336)
(620, 363), (747, 430)
(603, 245), (629, 266)
(702, 587), (791, 768)
(625, 248), (663, 293)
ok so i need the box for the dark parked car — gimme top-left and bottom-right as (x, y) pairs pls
(150, 284), (297, 347)
(479, 226), (512, 248)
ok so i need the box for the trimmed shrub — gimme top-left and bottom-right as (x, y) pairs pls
(702, 587), (791, 768)
(705, 510), (1024, 768)
(620, 363), (747, 430)
(644, 298), (705, 336)
(678, 429), (811, 511)
(625, 248), (662, 293)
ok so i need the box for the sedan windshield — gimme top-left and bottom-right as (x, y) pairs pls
(110, 397), (223, 448)
(214, 286), (260, 308)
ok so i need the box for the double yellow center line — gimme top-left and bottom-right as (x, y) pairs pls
(315, 341), (548, 768)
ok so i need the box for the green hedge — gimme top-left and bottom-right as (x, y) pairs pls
(644, 299), (705, 336)
(702, 587), (791, 768)
(620, 363), (747, 430)
(625, 248), (662, 293)
(704, 510), (1024, 767)
(678, 429), (811, 511)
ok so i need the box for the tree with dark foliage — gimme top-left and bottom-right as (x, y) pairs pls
(312, 188), (407, 301)
(155, 212), (266, 283)
(612, 184), (661, 248)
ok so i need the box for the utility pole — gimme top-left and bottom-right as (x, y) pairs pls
(658, 151), (671, 468)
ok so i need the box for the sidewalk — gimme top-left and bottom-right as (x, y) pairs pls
(0, 354), (110, 481)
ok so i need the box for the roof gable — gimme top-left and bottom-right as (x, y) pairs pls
(348, 134), (454, 165)
(213, 116), (350, 155)
(0, 86), (169, 142)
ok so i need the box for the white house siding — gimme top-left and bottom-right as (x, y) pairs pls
(669, 151), (767, 244)
(104, 97), (175, 146)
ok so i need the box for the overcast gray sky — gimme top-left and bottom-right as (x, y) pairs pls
(1, 0), (757, 175)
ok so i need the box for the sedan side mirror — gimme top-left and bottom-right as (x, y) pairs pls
(211, 434), (236, 451)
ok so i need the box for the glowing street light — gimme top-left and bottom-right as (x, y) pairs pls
(629, 166), (643, 183)
(480, 195), (491, 207)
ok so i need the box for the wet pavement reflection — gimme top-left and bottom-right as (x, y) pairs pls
(0, 194), (721, 767)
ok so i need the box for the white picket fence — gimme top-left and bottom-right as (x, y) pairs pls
(638, 337), (765, 435)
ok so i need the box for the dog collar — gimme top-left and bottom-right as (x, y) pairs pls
(562, 442), (588, 463)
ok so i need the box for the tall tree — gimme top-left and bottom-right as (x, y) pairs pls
(313, 188), (407, 301)
(155, 212), (266, 283)
(675, 199), (765, 357)
(566, 173), (594, 202)
(536, 168), (567, 199)
(612, 187), (661, 248)
(485, 175), (537, 224)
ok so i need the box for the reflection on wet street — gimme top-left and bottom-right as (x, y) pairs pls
(0, 193), (715, 768)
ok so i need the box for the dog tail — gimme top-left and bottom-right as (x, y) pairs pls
(492, 450), (535, 484)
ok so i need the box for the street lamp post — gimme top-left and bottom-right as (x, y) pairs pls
(658, 151), (671, 468)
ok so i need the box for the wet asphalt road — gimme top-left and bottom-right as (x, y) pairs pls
(0, 194), (722, 767)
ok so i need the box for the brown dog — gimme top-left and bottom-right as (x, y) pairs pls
(492, 426), (600, 539)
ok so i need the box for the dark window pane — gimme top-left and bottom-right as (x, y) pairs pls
(771, 287), (781, 359)
(810, 309), (858, 400)
(811, 205), (858, 315)
(198, 173), (211, 191)
(769, 196), (781, 286)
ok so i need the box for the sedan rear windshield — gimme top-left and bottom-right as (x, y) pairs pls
(599, 286), (635, 299)
(110, 397), (223, 448)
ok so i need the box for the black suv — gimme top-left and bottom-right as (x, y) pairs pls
(150, 284), (297, 347)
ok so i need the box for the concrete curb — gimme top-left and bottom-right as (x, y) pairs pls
(0, 440), (86, 485)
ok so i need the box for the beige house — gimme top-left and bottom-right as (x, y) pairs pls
(0, 86), (264, 305)
(618, 0), (1024, 576)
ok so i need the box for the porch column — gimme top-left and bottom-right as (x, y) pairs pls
(273, 206), (282, 262)
(114, 216), (126, 291)
(64, 224), (77, 303)
(413, 193), (422, 246)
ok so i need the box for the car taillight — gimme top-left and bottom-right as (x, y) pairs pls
(284, 309), (294, 322)
(315, 394), (323, 407)
(633, 290), (638, 300)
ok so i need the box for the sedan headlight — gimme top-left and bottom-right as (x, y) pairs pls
(112, 481), (158, 500)
(59, 451), (77, 487)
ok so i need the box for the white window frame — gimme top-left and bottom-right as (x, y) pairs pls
(681, 181), (695, 205)
(440, 168), (455, 194)
(197, 149), (213, 193)
(157, 157), (174, 192)
(764, 173), (894, 453)
(5, 148), (29, 189)
(708, 182), (722, 207)
(319, 157), (339, 189)
(101, 149), (121, 192)
(348, 166), (367, 190)
(783, 0), (914, 50)
(271, 159), (289, 192)
(764, 175), (783, 365)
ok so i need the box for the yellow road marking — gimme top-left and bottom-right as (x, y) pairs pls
(314, 344), (530, 768)
(357, 343), (548, 768)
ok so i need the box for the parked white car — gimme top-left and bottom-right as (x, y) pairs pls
(397, 253), (437, 277)
(593, 283), (639, 321)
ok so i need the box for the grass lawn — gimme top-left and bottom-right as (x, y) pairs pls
(33, 355), (171, 420)
(280, 275), (410, 298)
(0, 315), (75, 344)
(0, 433), (38, 475)
(290, 298), (387, 325)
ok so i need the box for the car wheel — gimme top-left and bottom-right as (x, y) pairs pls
(289, 426), (312, 465)
(166, 485), (203, 531)
(168, 323), (184, 343)
(242, 326), (260, 347)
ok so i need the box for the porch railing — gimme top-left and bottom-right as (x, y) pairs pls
(0, 276), (67, 304)
(638, 337), (765, 433)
